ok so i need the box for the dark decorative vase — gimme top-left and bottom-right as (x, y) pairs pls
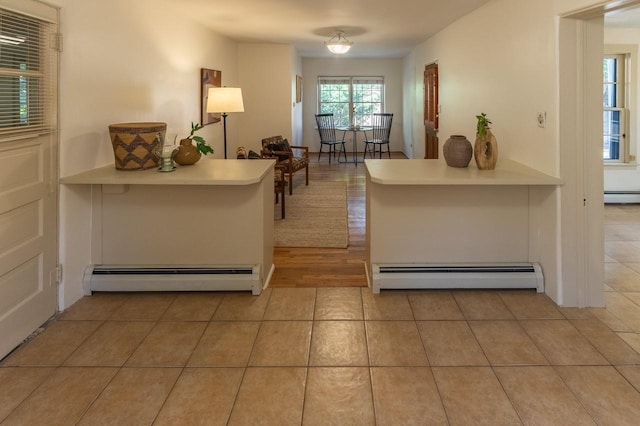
(443, 135), (472, 167)
(173, 138), (202, 165)
(474, 130), (498, 170)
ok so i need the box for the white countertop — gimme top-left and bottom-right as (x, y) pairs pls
(61, 159), (275, 186)
(365, 159), (562, 186)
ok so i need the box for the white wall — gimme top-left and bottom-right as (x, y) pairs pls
(604, 28), (640, 192)
(238, 44), (298, 153)
(403, 0), (611, 306)
(54, 0), (239, 309)
(301, 58), (404, 154)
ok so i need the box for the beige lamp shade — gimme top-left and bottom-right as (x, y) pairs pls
(206, 87), (245, 113)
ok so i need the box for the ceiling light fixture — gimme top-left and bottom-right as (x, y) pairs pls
(325, 31), (353, 54)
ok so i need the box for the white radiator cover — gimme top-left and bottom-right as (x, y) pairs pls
(370, 263), (543, 294)
(83, 265), (262, 295)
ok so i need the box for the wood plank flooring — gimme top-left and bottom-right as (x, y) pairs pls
(271, 152), (406, 288)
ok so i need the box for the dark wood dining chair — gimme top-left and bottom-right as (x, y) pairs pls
(363, 113), (393, 159)
(315, 113), (347, 163)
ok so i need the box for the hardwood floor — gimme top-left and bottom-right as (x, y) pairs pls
(270, 152), (406, 288)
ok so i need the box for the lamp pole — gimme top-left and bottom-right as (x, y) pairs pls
(222, 112), (229, 159)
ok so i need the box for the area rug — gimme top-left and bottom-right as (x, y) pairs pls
(274, 181), (349, 248)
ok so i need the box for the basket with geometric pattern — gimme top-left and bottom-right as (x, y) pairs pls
(108, 122), (166, 170)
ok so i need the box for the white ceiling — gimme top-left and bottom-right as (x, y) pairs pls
(605, 5), (640, 28)
(165, 0), (492, 58)
(164, 0), (640, 57)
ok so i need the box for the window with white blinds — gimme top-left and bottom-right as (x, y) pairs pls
(0, 7), (57, 135)
(318, 76), (384, 127)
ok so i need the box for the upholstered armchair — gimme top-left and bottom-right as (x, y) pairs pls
(261, 135), (309, 195)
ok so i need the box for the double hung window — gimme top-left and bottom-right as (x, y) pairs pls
(318, 77), (384, 127)
(603, 54), (629, 162)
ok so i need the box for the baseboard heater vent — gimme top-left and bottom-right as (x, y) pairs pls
(83, 265), (261, 295)
(370, 263), (543, 294)
(604, 191), (640, 204)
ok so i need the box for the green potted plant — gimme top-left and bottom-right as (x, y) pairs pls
(474, 112), (498, 170)
(173, 122), (214, 165)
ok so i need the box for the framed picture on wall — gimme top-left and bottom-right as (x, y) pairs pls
(201, 68), (222, 126)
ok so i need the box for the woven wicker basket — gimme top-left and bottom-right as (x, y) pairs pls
(109, 122), (166, 170)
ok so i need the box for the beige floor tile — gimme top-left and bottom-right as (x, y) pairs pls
(616, 365), (640, 391)
(249, 321), (312, 366)
(556, 365), (640, 426)
(604, 224), (640, 241)
(3, 367), (117, 426)
(605, 254), (618, 263)
(498, 290), (564, 319)
(361, 289), (413, 320)
(314, 287), (363, 320)
(432, 366), (520, 425)
(520, 320), (608, 365)
(59, 294), (127, 321)
(188, 321), (260, 367)
(590, 307), (633, 332)
(494, 366), (595, 425)
(571, 319), (640, 365)
(303, 367), (374, 426)
(155, 367), (243, 425)
(125, 321), (207, 367)
(605, 292), (640, 331)
(559, 307), (596, 319)
(365, 321), (428, 366)
(64, 321), (154, 367)
(617, 332), (640, 353)
(625, 262), (640, 274)
(605, 263), (640, 292)
(109, 293), (176, 321)
(605, 241), (640, 263)
(408, 291), (464, 320)
(623, 291), (640, 306)
(228, 367), (306, 425)
(2, 321), (102, 367)
(211, 290), (271, 321)
(78, 367), (180, 426)
(453, 291), (515, 320)
(370, 367), (447, 426)
(417, 321), (488, 366)
(161, 293), (223, 321)
(0, 367), (54, 421)
(469, 320), (547, 366)
(264, 287), (316, 320)
(309, 321), (368, 366)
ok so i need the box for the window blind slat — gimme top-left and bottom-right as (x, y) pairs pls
(0, 7), (57, 135)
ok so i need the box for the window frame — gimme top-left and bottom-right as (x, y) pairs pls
(0, 8), (57, 136)
(317, 76), (384, 127)
(603, 45), (636, 165)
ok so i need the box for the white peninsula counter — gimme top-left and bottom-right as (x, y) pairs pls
(62, 160), (275, 295)
(365, 159), (563, 293)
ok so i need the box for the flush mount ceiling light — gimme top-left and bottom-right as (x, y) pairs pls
(325, 31), (353, 54)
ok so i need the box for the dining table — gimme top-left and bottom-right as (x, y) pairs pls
(336, 125), (372, 165)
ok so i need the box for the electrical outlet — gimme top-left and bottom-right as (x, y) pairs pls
(537, 112), (546, 128)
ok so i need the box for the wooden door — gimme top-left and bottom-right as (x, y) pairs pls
(424, 63), (439, 159)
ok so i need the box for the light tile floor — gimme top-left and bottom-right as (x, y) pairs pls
(1, 205), (640, 425)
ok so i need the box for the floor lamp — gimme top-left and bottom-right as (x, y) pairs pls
(206, 87), (245, 159)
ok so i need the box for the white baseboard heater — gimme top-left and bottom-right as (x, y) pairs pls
(604, 191), (640, 204)
(370, 263), (543, 294)
(83, 265), (262, 295)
